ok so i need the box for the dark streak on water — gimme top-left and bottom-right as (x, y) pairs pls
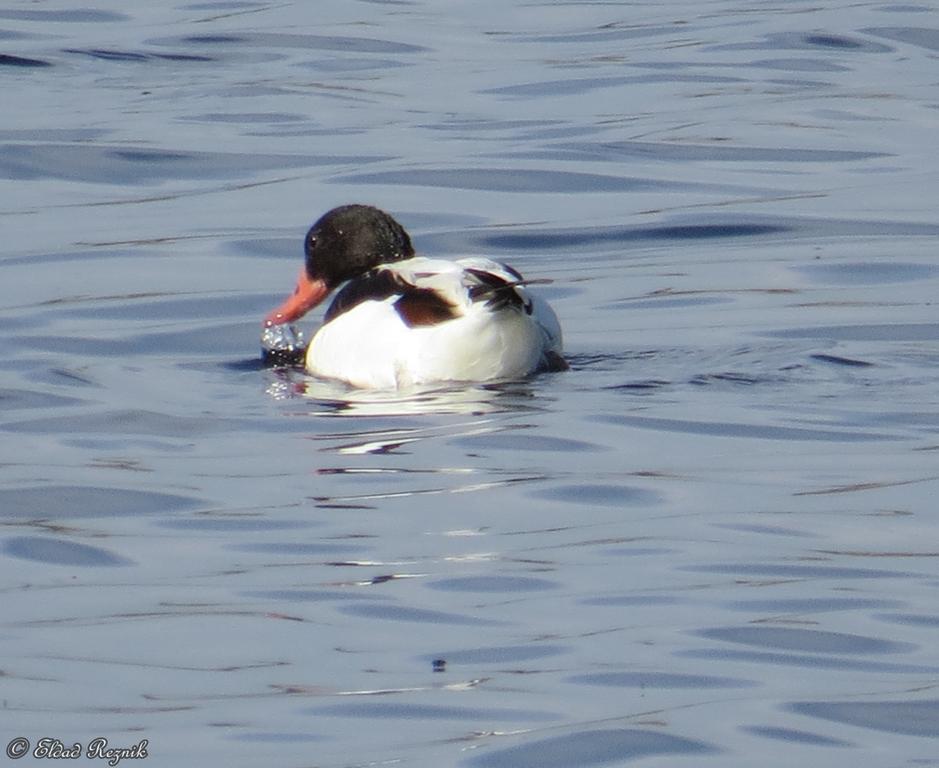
(0, 52), (52, 67)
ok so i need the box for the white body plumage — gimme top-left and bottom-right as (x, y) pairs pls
(305, 257), (563, 389)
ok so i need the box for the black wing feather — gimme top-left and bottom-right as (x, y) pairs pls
(465, 267), (531, 313)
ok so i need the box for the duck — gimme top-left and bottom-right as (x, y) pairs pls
(263, 204), (565, 389)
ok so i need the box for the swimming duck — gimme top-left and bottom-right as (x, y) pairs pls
(263, 204), (564, 389)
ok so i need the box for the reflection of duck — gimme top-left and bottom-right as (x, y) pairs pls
(266, 368), (542, 419)
(263, 205), (565, 389)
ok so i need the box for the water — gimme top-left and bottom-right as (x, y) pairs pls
(3, 1), (939, 766)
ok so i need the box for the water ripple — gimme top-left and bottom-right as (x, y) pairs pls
(696, 626), (916, 655)
(3, 536), (132, 567)
(332, 167), (700, 194)
(0, 143), (387, 184)
(464, 729), (717, 768)
(597, 414), (897, 443)
(566, 671), (754, 689)
(789, 699), (939, 737)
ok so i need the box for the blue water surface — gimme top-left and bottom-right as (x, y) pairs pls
(3, 2), (939, 766)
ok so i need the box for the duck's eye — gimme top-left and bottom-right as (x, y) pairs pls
(306, 234), (318, 250)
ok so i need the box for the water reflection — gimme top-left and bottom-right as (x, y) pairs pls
(265, 367), (548, 418)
